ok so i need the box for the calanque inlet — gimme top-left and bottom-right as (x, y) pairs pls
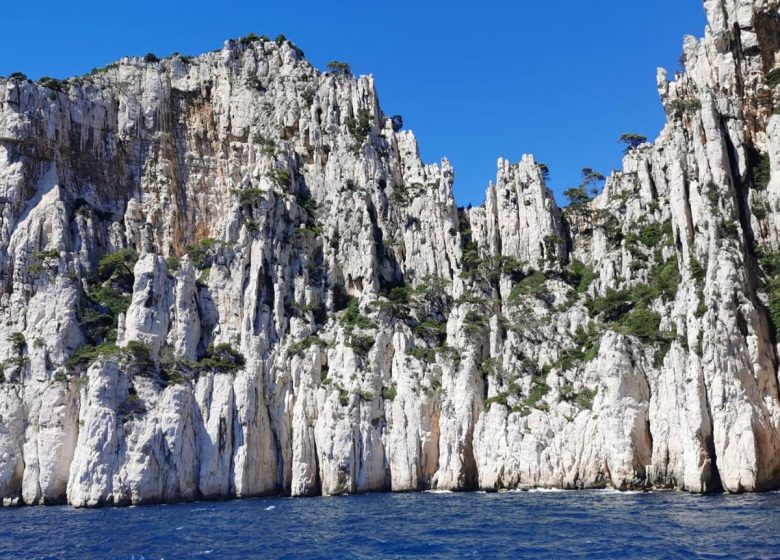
(2, 0), (780, 507)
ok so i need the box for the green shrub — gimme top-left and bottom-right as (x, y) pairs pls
(543, 234), (562, 262)
(769, 289), (780, 340)
(86, 63), (119, 76)
(619, 307), (662, 341)
(143, 53), (159, 63)
(339, 388), (350, 407)
(566, 260), (595, 294)
(704, 182), (720, 210)
(376, 286), (412, 319)
(758, 248), (780, 277)
(382, 384), (397, 401)
(654, 335), (675, 367)
(721, 221), (740, 238)
(341, 297), (376, 330)
(185, 239), (219, 268)
(630, 259), (680, 306)
(239, 33), (265, 45)
(587, 289), (632, 321)
(388, 286), (411, 305)
(409, 346), (436, 363)
(296, 193), (318, 214)
(413, 319), (447, 346)
(290, 335), (325, 356)
(648, 258), (680, 301)
(524, 377), (550, 409)
(749, 150), (771, 191)
(90, 286), (132, 318)
(270, 168), (291, 188)
(98, 248), (138, 284)
(509, 272), (547, 301)
(125, 341), (153, 369)
(77, 307), (114, 342)
(32, 249), (60, 261)
(637, 220), (672, 248)
(9, 332), (26, 354)
(295, 224), (323, 237)
(27, 249), (60, 276)
(66, 343), (121, 369)
(38, 76), (67, 92)
(348, 335), (374, 357)
(764, 251), (780, 340)
(326, 61), (352, 77)
(564, 185), (591, 208)
(195, 266), (211, 288)
(463, 310), (488, 335)
(695, 300), (707, 318)
(346, 108), (372, 142)
(195, 343), (246, 372)
(484, 393), (508, 410)
(238, 188), (264, 208)
(689, 256), (705, 283)
(301, 87), (316, 106)
(66, 341), (154, 372)
(766, 68), (780, 88)
(544, 325), (600, 373)
(668, 98), (701, 117)
(573, 388), (597, 410)
(166, 255), (181, 271)
(754, 201), (770, 221)
(619, 133), (647, 152)
(162, 370), (187, 385)
(461, 241), (481, 270)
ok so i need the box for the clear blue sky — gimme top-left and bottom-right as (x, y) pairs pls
(0, 1), (706, 206)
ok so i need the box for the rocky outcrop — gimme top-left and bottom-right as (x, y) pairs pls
(1, 1), (780, 506)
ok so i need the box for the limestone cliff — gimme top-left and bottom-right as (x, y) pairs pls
(1, 0), (780, 506)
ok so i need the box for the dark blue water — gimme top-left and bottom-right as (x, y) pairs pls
(2, 490), (780, 559)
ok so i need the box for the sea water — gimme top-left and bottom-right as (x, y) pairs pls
(2, 490), (780, 559)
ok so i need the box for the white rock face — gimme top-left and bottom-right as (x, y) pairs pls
(1, 0), (780, 506)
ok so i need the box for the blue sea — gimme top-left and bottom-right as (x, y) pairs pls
(2, 490), (780, 559)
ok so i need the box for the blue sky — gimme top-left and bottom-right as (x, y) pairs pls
(0, 1), (706, 206)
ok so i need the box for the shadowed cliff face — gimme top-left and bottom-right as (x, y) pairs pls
(1, 0), (780, 507)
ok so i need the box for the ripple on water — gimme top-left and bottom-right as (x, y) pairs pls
(2, 491), (780, 559)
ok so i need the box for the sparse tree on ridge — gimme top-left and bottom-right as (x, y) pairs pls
(327, 61), (352, 77)
(619, 133), (647, 153)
